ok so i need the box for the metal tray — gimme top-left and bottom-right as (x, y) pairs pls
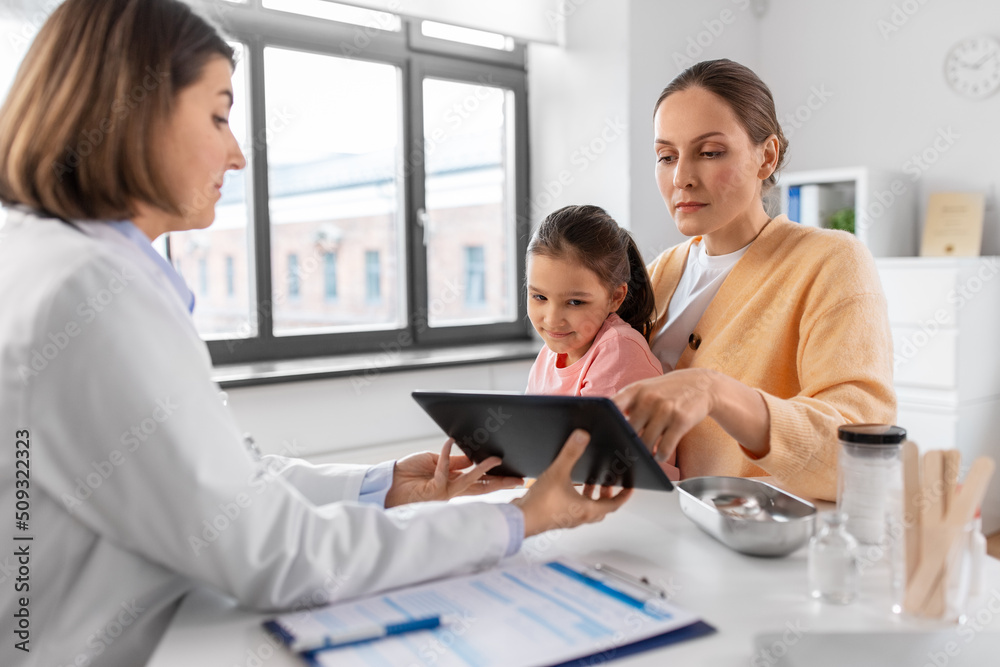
(677, 476), (817, 557)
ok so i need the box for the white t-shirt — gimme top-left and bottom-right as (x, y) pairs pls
(651, 239), (750, 370)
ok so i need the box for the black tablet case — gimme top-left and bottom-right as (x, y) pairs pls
(412, 391), (673, 492)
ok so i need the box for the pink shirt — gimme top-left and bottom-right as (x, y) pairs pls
(526, 313), (679, 480)
(526, 313), (663, 397)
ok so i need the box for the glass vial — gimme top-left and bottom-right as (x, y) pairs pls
(809, 512), (859, 605)
(968, 515), (987, 599)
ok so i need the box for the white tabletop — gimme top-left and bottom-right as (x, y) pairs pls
(147, 488), (1000, 666)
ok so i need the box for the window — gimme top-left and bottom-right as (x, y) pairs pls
(287, 254), (300, 300)
(365, 250), (381, 303)
(179, 7), (529, 360)
(225, 256), (235, 298)
(196, 258), (207, 296)
(265, 47), (402, 334)
(423, 78), (518, 327)
(465, 246), (486, 306)
(2, 3), (530, 363)
(324, 252), (338, 301)
(0, 11), (43, 229)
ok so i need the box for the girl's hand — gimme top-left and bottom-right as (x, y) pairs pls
(384, 440), (524, 508)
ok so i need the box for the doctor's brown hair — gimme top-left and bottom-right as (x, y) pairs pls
(0, 0), (234, 221)
(528, 205), (657, 343)
(654, 58), (788, 192)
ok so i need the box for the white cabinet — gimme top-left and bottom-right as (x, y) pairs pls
(877, 257), (1000, 533)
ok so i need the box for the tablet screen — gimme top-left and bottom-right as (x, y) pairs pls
(412, 391), (673, 492)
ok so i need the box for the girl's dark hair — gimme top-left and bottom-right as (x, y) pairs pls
(653, 58), (788, 192)
(0, 0), (235, 221)
(528, 205), (657, 342)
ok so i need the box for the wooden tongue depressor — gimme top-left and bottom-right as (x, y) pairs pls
(905, 457), (995, 617)
(943, 450), (960, 515)
(922, 450), (946, 617)
(940, 450), (962, 614)
(902, 441), (921, 586)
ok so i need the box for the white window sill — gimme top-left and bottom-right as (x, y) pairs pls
(212, 340), (542, 388)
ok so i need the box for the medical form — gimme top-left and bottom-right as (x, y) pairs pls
(265, 558), (713, 666)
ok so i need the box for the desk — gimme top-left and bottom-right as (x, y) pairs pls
(148, 489), (1000, 666)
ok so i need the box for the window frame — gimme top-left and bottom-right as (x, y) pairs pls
(199, 2), (531, 365)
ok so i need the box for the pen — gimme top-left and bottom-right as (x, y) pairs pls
(291, 615), (442, 653)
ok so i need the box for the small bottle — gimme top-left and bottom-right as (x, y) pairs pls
(809, 512), (859, 604)
(968, 513), (987, 598)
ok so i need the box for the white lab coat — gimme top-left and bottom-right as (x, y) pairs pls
(0, 209), (514, 667)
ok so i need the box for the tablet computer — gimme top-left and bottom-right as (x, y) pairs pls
(411, 391), (673, 492)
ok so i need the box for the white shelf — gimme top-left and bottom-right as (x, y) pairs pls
(779, 166), (918, 256)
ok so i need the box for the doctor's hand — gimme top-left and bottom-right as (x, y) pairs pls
(511, 430), (632, 537)
(384, 439), (524, 508)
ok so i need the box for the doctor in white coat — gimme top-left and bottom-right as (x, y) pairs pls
(0, 1), (631, 665)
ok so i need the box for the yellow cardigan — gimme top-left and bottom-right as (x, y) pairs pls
(648, 215), (896, 500)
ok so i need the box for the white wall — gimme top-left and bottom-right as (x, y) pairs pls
(226, 360), (532, 458)
(756, 0), (1000, 253)
(526, 0), (630, 228)
(626, 0), (761, 261)
(529, 0), (1000, 257)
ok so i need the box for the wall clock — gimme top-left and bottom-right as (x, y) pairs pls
(944, 35), (1000, 100)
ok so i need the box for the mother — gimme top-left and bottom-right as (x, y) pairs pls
(615, 59), (895, 501)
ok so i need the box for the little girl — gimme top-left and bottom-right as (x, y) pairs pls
(524, 204), (678, 478)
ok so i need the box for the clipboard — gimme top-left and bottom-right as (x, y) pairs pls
(412, 391), (674, 492)
(263, 558), (714, 666)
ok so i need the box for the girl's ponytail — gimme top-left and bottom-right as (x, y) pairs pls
(616, 233), (657, 343)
